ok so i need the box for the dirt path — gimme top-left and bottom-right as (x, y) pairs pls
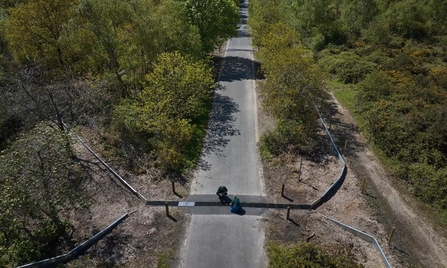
(331, 93), (447, 267)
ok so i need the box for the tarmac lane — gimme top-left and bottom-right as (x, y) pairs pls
(179, 0), (268, 267)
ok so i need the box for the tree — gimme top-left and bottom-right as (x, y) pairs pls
(340, 0), (378, 36)
(248, 0), (285, 46)
(259, 23), (327, 126)
(0, 123), (86, 267)
(257, 23), (328, 153)
(114, 52), (213, 172)
(75, 0), (204, 96)
(183, 0), (239, 53)
(5, 0), (79, 67)
(384, 0), (429, 39)
(77, 0), (134, 97)
(126, 0), (202, 85)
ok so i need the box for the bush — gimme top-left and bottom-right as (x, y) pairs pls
(409, 164), (447, 209)
(260, 119), (309, 156)
(362, 17), (391, 44)
(268, 242), (362, 268)
(318, 52), (376, 84)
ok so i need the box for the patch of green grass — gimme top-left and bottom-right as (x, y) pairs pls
(157, 250), (173, 268)
(268, 241), (362, 268)
(259, 137), (274, 164)
(328, 79), (365, 127)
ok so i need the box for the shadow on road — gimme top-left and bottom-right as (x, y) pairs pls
(200, 86), (240, 162)
(219, 56), (262, 82)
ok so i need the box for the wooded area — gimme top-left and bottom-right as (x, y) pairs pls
(0, 0), (239, 266)
(249, 0), (447, 224)
(2, 0), (447, 266)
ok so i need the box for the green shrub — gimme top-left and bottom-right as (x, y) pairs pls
(260, 123), (304, 156)
(409, 164), (447, 209)
(318, 52), (376, 84)
(362, 17), (391, 44)
(268, 242), (362, 268)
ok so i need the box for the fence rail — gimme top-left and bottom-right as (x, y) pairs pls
(321, 214), (392, 268)
(311, 105), (347, 209)
(312, 105), (392, 268)
(63, 122), (147, 202)
(17, 213), (129, 268)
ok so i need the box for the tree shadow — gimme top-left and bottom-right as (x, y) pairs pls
(219, 56), (254, 82)
(239, 12), (248, 25)
(87, 230), (130, 262)
(169, 174), (188, 186)
(237, 27), (250, 38)
(197, 158), (212, 171)
(320, 99), (365, 156)
(201, 87), (240, 159)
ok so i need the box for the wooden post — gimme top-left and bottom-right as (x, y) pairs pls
(286, 206), (291, 220)
(281, 184), (285, 196)
(388, 226), (396, 245)
(165, 202), (169, 217)
(361, 177), (366, 193)
(171, 181), (175, 194)
(298, 157), (303, 181)
(343, 140), (348, 155)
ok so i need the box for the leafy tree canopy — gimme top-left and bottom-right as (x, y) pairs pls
(183, 0), (239, 53)
(114, 52), (213, 172)
(5, 0), (79, 67)
(0, 123), (86, 267)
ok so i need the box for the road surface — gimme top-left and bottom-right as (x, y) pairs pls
(179, 1), (267, 267)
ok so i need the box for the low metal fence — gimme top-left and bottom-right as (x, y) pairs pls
(63, 122), (147, 202)
(311, 105), (392, 268)
(321, 214), (392, 268)
(311, 105), (347, 209)
(17, 213), (129, 268)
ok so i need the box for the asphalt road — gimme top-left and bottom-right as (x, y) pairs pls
(179, 1), (267, 267)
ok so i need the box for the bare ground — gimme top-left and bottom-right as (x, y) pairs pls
(63, 125), (191, 268)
